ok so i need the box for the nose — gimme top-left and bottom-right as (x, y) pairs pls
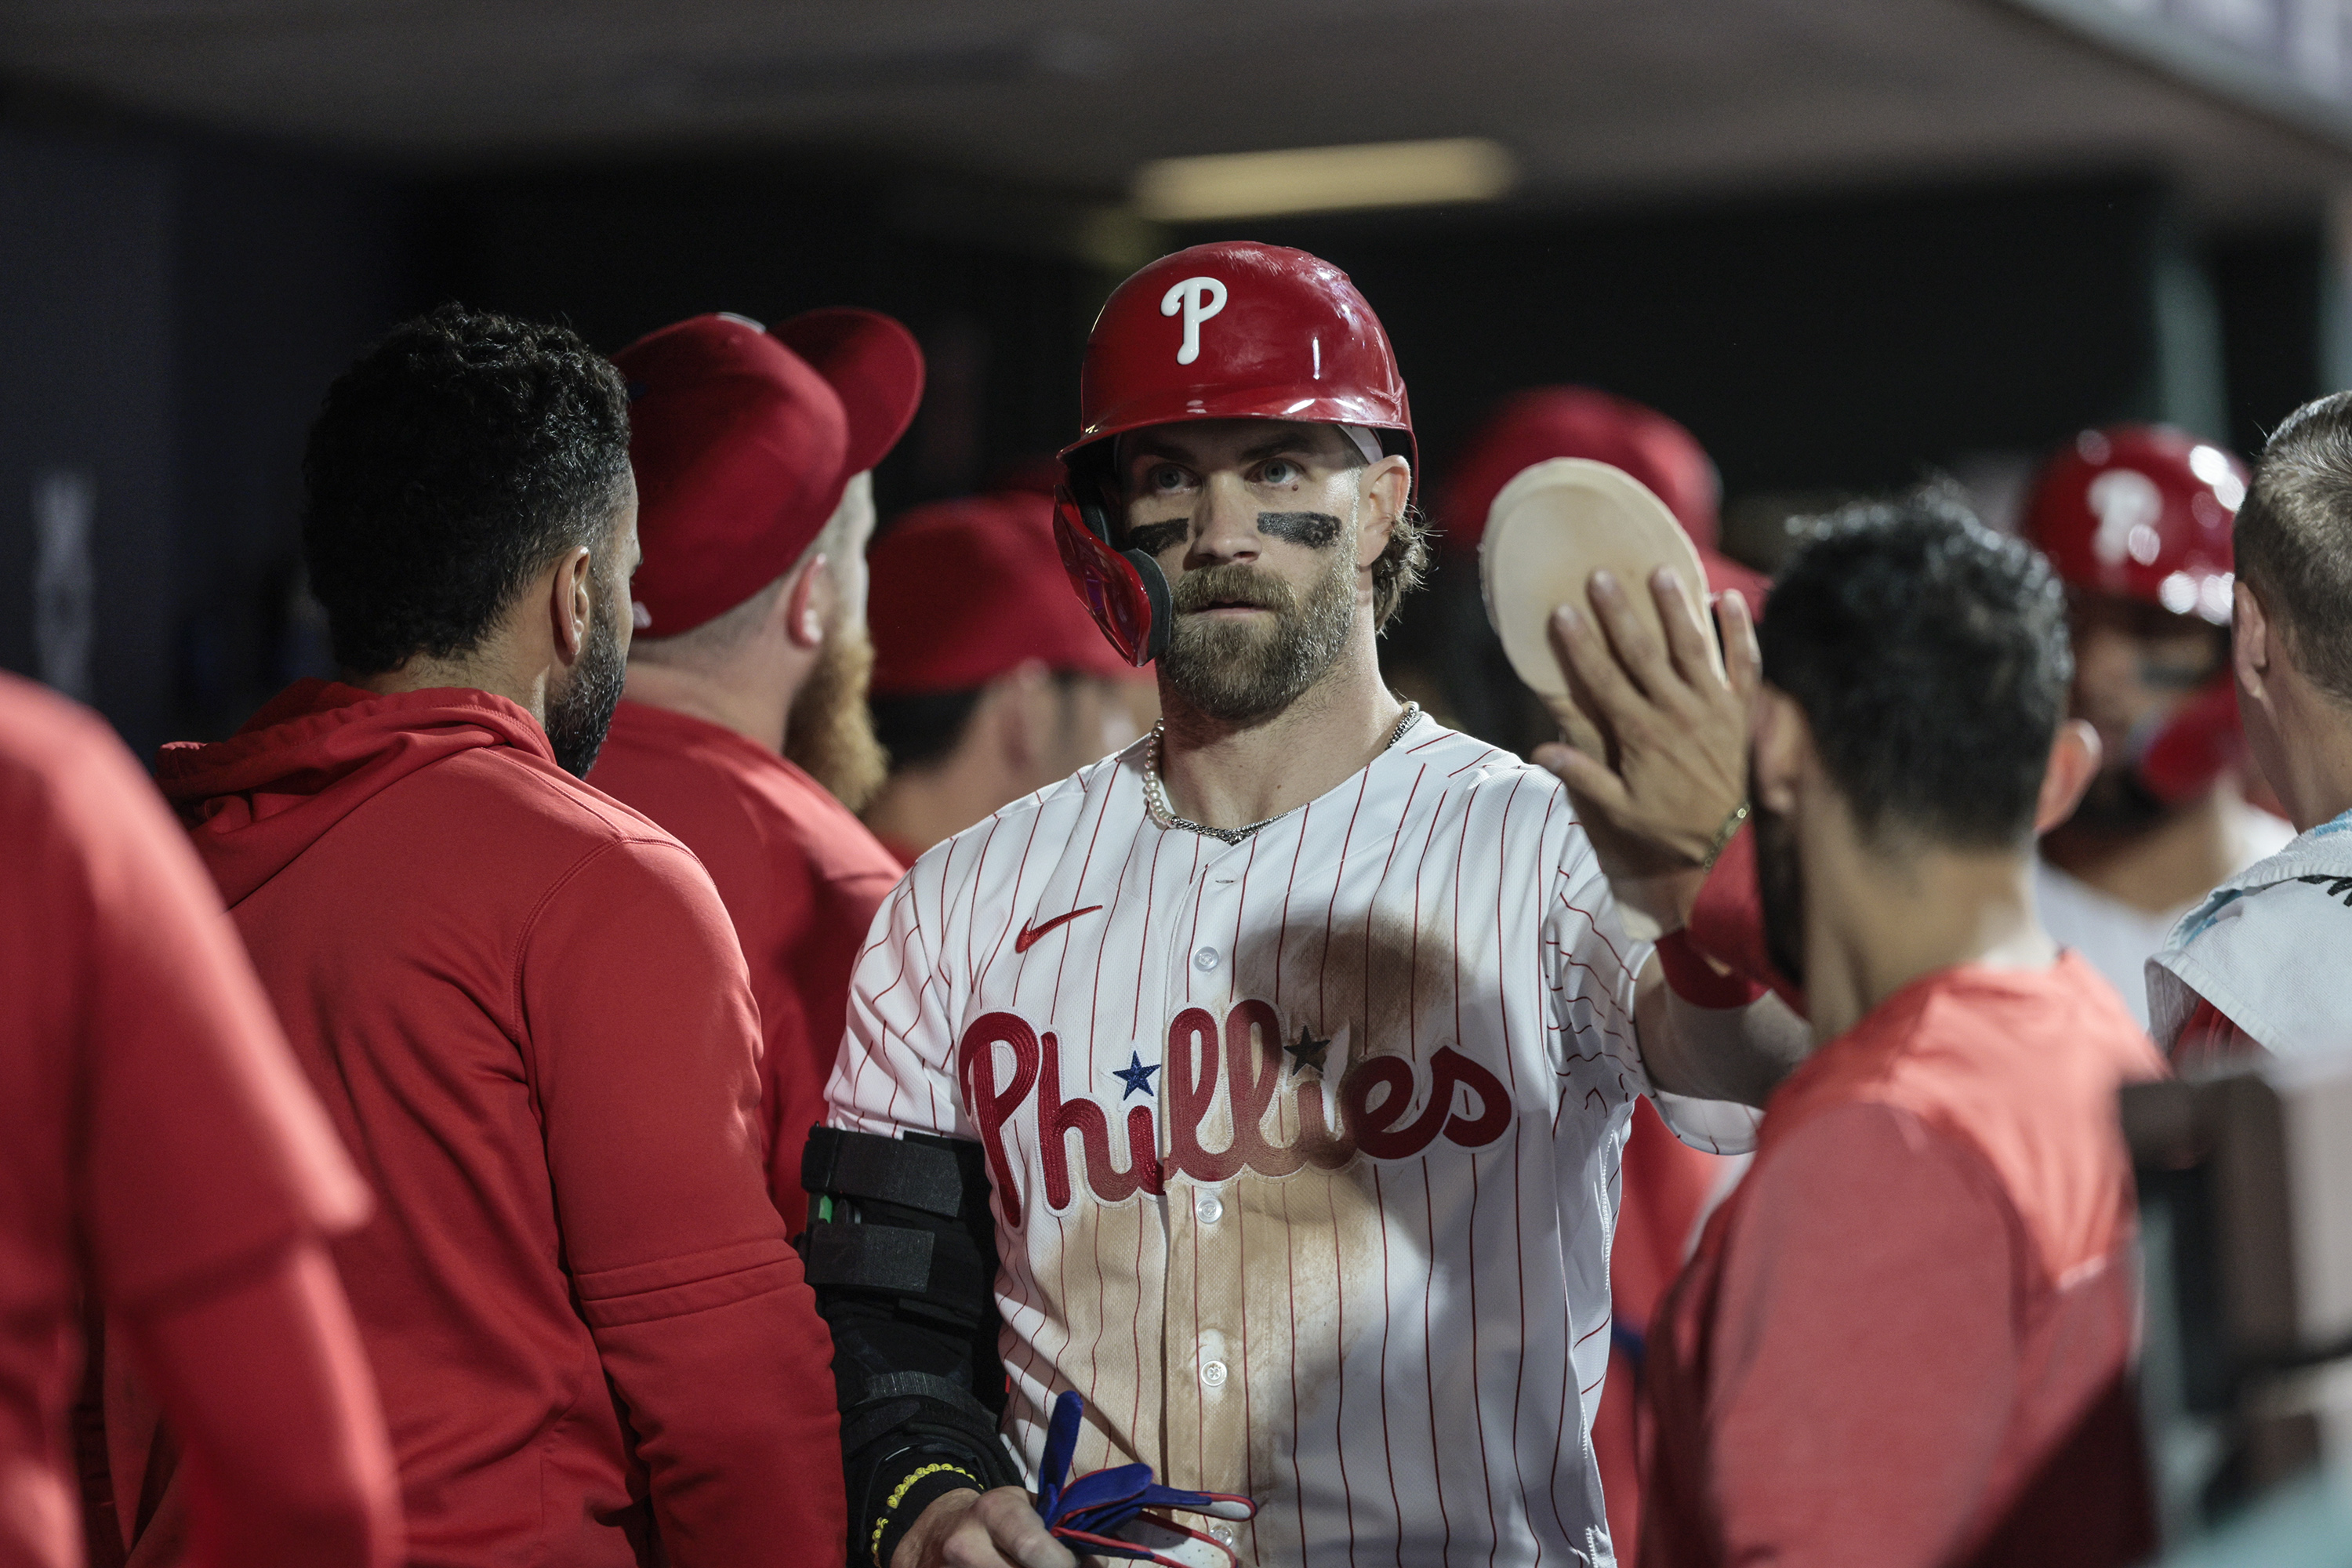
(1188, 472), (1263, 567)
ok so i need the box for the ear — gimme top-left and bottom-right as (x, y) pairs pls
(548, 546), (596, 665)
(1749, 687), (1809, 815)
(1357, 455), (1411, 570)
(782, 554), (832, 650)
(2034, 719), (2102, 834)
(2232, 579), (2272, 707)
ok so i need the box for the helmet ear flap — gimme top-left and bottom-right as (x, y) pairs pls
(1053, 484), (1170, 667)
(1124, 542), (1172, 663)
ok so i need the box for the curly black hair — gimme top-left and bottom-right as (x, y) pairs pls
(1762, 488), (2072, 849)
(302, 303), (632, 676)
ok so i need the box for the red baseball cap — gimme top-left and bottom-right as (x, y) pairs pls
(1440, 385), (1769, 608)
(869, 487), (1149, 696)
(1442, 387), (1721, 554)
(616, 308), (925, 637)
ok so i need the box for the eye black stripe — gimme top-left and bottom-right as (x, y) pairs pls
(1256, 511), (1343, 547)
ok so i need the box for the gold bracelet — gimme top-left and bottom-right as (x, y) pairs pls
(870, 1462), (982, 1566)
(1700, 800), (1751, 876)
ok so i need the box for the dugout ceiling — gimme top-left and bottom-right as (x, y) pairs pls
(5, 0), (2352, 224)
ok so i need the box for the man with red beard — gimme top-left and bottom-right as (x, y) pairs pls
(147, 306), (844, 1566)
(1640, 496), (2164, 1566)
(811, 244), (1806, 1568)
(587, 309), (924, 1231)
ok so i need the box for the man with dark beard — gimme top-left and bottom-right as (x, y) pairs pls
(588, 309), (924, 1230)
(1638, 497), (2165, 1567)
(2024, 427), (2290, 1027)
(816, 243), (1807, 1568)
(144, 305), (845, 1566)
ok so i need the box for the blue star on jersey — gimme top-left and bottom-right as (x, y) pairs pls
(1111, 1051), (1161, 1100)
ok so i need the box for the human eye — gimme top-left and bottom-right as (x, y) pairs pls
(1257, 458), (1300, 486)
(1145, 463), (1193, 495)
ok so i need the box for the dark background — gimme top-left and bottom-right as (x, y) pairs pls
(0, 112), (2339, 756)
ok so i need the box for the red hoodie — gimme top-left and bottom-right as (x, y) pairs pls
(588, 699), (904, 1232)
(150, 681), (844, 1568)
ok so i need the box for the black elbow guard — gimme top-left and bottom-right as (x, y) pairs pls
(802, 1128), (1022, 1564)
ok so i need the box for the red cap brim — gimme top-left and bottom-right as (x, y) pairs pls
(772, 308), (926, 477)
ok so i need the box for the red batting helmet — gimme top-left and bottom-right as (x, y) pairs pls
(1052, 242), (1415, 666)
(2023, 424), (2245, 626)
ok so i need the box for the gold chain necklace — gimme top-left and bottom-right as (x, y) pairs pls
(1143, 702), (1421, 844)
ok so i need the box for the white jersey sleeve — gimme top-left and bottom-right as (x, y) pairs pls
(831, 837), (975, 1142)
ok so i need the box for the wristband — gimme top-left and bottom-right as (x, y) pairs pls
(871, 1462), (983, 1568)
(1684, 819), (1808, 1018)
(1700, 800), (1751, 876)
(1657, 928), (1768, 1010)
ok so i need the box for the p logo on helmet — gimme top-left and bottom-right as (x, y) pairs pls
(1054, 241), (1417, 668)
(1161, 276), (1227, 365)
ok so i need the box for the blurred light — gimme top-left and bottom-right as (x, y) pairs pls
(2189, 443), (2248, 510)
(2201, 572), (2236, 623)
(1132, 138), (1516, 222)
(2160, 572), (2200, 615)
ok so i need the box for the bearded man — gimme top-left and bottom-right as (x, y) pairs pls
(587, 308), (924, 1231)
(148, 305), (844, 1566)
(1642, 499), (2163, 1566)
(808, 243), (1806, 1568)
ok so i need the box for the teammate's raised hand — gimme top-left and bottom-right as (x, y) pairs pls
(895, 1486), (1076, 1568)
(1533, 566), (1761, 931)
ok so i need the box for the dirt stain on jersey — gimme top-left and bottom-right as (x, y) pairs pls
(1230, 909), (1454, 1553)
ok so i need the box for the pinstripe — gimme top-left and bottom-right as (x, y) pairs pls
(824, 721), (1671, 1567)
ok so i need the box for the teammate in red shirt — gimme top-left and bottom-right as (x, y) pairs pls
(0, 672), (399, 1568)
(861, 480), (1156, 867)
(146, 306), (843, 1566)
(1635, 495), (2165, 1566)
(586, 309), (923, 1231)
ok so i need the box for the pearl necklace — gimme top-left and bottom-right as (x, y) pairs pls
(1143, 702), (1421, 844)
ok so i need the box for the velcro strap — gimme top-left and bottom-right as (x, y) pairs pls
(804, 1127), (966, 1218)
(805, 1221), (935, 1293)
(865, 1370), (996, 1419)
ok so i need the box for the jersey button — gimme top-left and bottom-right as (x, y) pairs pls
(1196, 1193), (1225, 1225)
(1211, 1524), (1237, 1546)
(1200, 1359), (1229, 1389)
(1192, 946), (1220, 971)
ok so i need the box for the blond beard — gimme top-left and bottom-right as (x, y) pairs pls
(785, 622), (889, 811)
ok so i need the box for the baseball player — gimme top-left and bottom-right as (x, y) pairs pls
(811, 242), (1804, 1568)
(2149, 391), (2352, 1062)
(2023, 426), (2290, 1026)
(862, 478), (1157, 867)
(590, 308), (924, 1232)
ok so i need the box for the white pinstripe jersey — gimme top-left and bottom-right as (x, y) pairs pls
(829, 715), (1664, 1567)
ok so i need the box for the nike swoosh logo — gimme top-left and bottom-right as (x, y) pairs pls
(1014, 905), (1104, 953)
